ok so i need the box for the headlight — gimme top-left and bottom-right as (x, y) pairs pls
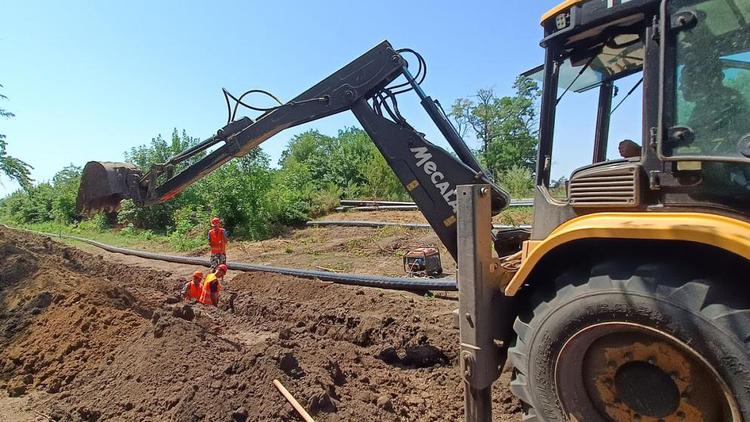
(555, 12), (570, 30)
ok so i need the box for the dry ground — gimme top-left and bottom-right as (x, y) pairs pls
(0, 216), (522, 421)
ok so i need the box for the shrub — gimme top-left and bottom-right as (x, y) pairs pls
(499, 165), (534, 198)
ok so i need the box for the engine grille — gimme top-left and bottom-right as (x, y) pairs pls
(569, 163), (640, 207)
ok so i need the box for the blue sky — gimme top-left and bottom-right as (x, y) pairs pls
(0, 0), (642, 196)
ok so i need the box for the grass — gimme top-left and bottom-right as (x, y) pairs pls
(495, 206), (533, 226)
(377, 225), (409, 235)
(1, 206), (535, 258)
(1, 220), (203, 254)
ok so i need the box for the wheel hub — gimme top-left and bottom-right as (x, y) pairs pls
(554, 322), (739, 422)
(614, 361), (680, 417)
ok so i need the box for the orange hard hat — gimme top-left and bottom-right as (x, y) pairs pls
(193, 270), (203, 278)
(211, 217), (221, 226)
(217, 264), (228, 273)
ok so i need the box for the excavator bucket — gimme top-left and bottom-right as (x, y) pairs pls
(76, 161), (143, 215)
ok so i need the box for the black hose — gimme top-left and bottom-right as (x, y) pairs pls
(33, 230), (457, 292)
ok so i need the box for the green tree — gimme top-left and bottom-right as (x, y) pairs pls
(51, 164), (82, 223)
(190, 149), (275, 238)
(279, 127), (406, 200)
(279, 130), (336, 166)
(0, 84), (32, 188)
(450, 76), (541, 176)
(361, 151), (410, 200)
(119, 129), (204, 232)
(0, 164), (82, 225)
(124, 128), (202, 171)
(451, 88), (502, 159)
(499, 165), (534, 198)
(449, 98), (473, 138)
(8, 183), (55, 223)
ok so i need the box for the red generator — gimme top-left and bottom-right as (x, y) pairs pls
(403, 247), (443, 277)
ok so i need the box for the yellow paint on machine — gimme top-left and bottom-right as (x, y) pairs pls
(541, 0), (590, 23)
(504, 212), (750, 296)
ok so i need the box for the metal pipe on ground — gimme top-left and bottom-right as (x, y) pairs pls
(27, 229), (457, 292)
(307, 220), (532, 231)
(310, 220), (430, 229)
(336, 205), (419, 212)
(338, 198), (534, 208)
(340, 199), (415, 206)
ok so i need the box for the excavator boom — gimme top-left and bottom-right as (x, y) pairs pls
(77, 40), (513, 260)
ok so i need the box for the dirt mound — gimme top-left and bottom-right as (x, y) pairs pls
(0, 227), (521, 421)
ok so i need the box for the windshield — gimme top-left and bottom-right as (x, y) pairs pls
(528, 32), (644, 93)
(670, 0), (750, 160)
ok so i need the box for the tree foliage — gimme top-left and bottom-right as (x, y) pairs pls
(280, 128), (408, 200)
(450, 76), (541, 177)
(499, 165), (535, 198)
(0, 79), (540, 242)
(0, 125), (412, 244)
(0, 84), (33, 189)
(117, 129), (205, 232)
(0, 164), (80, 224)
(124, 128), (203, 171)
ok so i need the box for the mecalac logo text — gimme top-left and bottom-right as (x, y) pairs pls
(410, 147), (458, 213)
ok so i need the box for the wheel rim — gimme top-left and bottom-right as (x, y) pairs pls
(554, 322), (741, 422)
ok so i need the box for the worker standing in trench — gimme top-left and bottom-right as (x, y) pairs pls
(208, 217), (229, 271)
(182, 270), (204, 301)
(199, 264), (227, 306)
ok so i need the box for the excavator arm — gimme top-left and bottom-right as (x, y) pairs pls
(77, 40), (512, 260)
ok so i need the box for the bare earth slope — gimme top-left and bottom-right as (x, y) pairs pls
(0, 226), (521, 421)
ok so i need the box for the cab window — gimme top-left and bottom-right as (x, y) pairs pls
(670, 0), (750, 159)
(530, 30), (645, 198)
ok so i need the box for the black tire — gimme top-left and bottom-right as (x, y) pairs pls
(508, 253), (750, 422)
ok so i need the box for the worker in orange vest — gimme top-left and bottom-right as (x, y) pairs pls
(181, 270), (203, 301)
(199, 264), (227, 306)
(208, 217), (229, 271)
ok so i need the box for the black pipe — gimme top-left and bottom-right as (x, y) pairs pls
(338, 198), (534, 208)
(307, 220), (531, 231)
(32, 229), (457, 292)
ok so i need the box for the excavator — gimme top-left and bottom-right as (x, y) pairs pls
(78, 0), (750, 420)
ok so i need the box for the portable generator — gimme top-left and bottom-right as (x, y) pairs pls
(403, 247), (443, 277)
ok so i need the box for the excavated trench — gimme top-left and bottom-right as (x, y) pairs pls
(0, 226), (521, 421)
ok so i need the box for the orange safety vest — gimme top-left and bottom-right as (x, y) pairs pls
(185, 281), (202, 301)
(208, 228), (227, 254)
(199, 273), (222, 306)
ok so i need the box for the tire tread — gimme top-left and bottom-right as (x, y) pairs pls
(507, 259), (750, 419)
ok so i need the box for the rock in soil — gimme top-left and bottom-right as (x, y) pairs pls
(376, 394), (394, 412)
(231, 406), (248, 422)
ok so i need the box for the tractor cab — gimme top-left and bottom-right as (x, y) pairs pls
(529, 0), (750, 239)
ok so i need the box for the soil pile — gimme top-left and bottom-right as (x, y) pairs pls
(0, 226), (521, 421)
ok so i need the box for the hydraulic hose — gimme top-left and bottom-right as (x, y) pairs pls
(29, 229), (457, 292)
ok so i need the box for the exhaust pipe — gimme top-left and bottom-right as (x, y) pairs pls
(76, 161), (144, 215)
